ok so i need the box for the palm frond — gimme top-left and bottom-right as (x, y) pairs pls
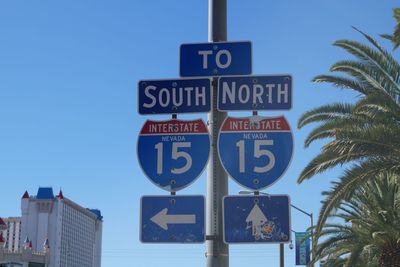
(331, 61), (396, 97)
(312, 74), (368, 94)
(334, 38), (400, 95)
(297, 150), (366, 183)
(298, 103), (354, 128)
(314, 173), (400, 266)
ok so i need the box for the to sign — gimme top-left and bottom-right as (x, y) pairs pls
(180, 41), (252, 77)
(218, 75), (292, 111)
(137, 119), (210, 192)
(223, 195), (291, 244)
(218, 116), (293, 190)
(138, 78), (211, 115)
(141, 195), (205, 243)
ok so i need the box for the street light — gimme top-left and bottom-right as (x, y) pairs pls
(289, 241), (294, 250)
(291, 204), (315, 267)
(289, 229), (297, 250)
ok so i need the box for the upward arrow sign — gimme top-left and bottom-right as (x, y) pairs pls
(246, 203), (268, 238)
(150, 208), (196, 230)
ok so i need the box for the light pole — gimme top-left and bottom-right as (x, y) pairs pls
(206, 1), (229, 267)
(289, 230), (296, 250)
(290, 204), (314, 267)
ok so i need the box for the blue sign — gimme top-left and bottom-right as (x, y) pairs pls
(218, 75), (292, 111)
(223, 195), (291, 243)
(218, 116), (293, 190)
(137, 119), (210, 192)
(180, 41), (252, 77)
(295, 232), (311, 265)
(138, 78), (211, 115)
(141, 195), (205, 243)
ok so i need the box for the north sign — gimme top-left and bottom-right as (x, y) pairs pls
(138, 78), (211, 115)
(137, 119), (210, 192)
(141, 195), (205, 243)
(218, 116), (293, 190)
(180, 41), (252, 77)
(223, 195), (291, 244)
(218, 75), (292, 111)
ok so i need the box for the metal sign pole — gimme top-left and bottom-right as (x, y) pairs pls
(206, 0), (229, 266)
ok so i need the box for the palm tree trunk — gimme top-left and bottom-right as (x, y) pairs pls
(379, 244), (400, 267)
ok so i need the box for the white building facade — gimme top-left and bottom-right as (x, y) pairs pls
(1, 188), (103, 267)
(0, 217), (22, 253)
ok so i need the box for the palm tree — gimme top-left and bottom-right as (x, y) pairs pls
(298, 28), (400, 248)
(314, 173), (400, 267)
(382, 8), (400, 49)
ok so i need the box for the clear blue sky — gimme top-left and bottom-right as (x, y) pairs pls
(0, 1), (397, 266)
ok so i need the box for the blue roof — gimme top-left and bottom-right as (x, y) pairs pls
(88, 209), (103, 220)
(36, 187), (54, 200)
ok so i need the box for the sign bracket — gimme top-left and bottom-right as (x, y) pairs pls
(205, 235), (218, 240)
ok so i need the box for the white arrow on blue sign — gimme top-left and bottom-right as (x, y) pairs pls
(141, 195), (205, 243)
(218, 75), (292, 111)
(138, 78), (211, 115)
(223, 195), (291, 244)
(180, 41), (252, 77)
(218, 116), (293, 190)
(137, 119), (210, 192)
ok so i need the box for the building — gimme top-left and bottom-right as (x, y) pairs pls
(0, 188), (103, 267)
(0, 217), (22, 253)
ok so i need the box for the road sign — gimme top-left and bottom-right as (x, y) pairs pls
(138, 78), (211, 115)
(295, 232), (311, 265)
(223, 195), (291, 244)
(218, 116), (293, 190)
(137, 119), (210, 192)
(218, 75), (292, 111)
(141, 195), (205, 243)
(180, 41), (252, 77)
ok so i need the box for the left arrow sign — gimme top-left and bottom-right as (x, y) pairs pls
(151, 208), (196, 230)
(141, 195), (205, 243)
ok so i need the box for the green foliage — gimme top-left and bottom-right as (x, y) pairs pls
(298, 25), (400, 261)
(381, 8), (400, 49)
(314, 174), (400, 266)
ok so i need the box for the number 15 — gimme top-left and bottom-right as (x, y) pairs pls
(155, 142), (192, 175)
(236, 140), (275, 173)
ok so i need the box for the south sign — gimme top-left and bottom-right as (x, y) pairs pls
(138, 78), (211, 115)
(137, 119), (210, 192)
(218, 116), (293, 190)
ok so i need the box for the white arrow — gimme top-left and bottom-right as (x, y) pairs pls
(150, 208), (196, 230)
(246, 203), (268, 238)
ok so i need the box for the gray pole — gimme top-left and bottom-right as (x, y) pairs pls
(290, 204), (315, 266)
(280, 243), (284, 267)
(310, 213), (315, 267)
(206, 0), (229, 267)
